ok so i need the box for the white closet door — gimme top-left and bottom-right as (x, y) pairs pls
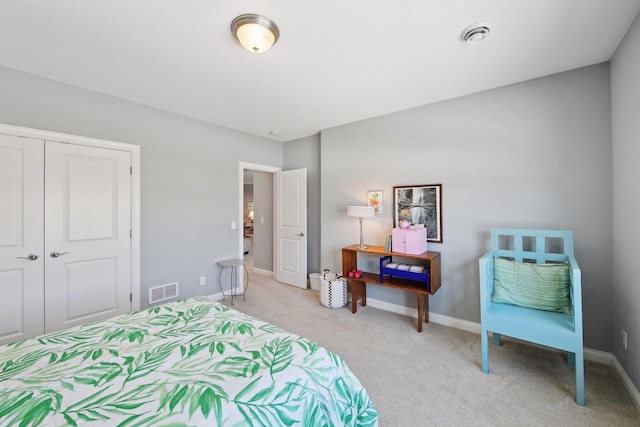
(44, 142), (132, 333)
(0, 135), (45, 345)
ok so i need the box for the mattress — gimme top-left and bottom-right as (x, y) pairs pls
(0, 297), (377, 426)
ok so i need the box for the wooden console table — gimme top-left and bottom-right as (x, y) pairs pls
(342, 245), (441, 332)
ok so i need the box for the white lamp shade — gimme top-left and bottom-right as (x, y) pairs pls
(347, 206), (375, 218)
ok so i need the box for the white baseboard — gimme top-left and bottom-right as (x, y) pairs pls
(583, 347), (614, 365)
(252, 268), (273, 276)
(206, 290), (247, 302)
(613, 355), (640, 413)
(364, 296), (639, 412)
(365, 296), (481, 334)
(207, 291), (224, 301)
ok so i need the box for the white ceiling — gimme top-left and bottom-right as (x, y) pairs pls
(1, 1), (639, 142)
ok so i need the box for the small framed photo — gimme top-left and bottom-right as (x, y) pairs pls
(367, 190), (383, 215)
(393, 184), (442, 243)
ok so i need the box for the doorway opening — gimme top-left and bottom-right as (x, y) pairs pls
(238, 163), (280, 277)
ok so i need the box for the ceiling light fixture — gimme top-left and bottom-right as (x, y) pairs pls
(461, 23), (490, 44)
(231, 14), (280, 53)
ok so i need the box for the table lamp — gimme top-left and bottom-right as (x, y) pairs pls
(347, 206), (376, 249)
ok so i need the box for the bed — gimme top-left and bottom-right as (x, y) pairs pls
(0, 297), (377, 426)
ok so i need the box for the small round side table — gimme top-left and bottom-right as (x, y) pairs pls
(218, 258), (249, 305)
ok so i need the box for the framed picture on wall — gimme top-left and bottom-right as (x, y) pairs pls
(367, 190), (383, 215)
(393, 184), (442, 243)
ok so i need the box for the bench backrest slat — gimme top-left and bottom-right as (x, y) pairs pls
(491, 228), (573, 264)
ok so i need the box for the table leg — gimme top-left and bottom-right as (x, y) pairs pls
(230, 266), (236, 305)
(242, 264), (249, 301)
(351, 280), (367, 313)
(424, 294), (429, 323)
(351, 280), (359, 313)
(361, 281), (367, 307)
(417, 294), (424, 332)
(218, 267), (226, 302)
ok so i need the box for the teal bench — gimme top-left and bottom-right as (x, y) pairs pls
(479, 229), (584, 405)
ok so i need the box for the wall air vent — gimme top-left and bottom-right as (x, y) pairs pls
(149, 282), (179, 304)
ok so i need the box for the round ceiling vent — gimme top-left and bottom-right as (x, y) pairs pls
(461, 24), (490, 43)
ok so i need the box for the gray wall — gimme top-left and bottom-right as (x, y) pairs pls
(0, 65), (283, 306)
(252, 171), (274, 271)
(611, 12), (640, 391)
(283, 134), (321, 274)
(321, 63), (613, 351)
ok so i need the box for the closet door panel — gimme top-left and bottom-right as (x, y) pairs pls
(65, 257), (118, 319)
(67, 153), (117, 241)
(44, 142), (131, 332)
(0, 135), (44, 345)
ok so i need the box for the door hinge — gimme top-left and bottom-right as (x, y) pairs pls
(130, 166), (132, 175)
(130, 229), (132, 238)
(130, 293), (133, 302)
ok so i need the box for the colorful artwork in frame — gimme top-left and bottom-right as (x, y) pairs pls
(367, 190), (383, 215)
(393, 184), (442, 243)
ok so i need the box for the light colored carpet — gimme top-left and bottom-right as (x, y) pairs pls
(217, 268), (640, 426)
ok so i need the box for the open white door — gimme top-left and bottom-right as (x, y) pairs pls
(275, 169), (307, 288)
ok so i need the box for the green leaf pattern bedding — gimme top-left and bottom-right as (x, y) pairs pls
(0, 297), (377, 426)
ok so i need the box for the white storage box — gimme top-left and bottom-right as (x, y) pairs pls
(320, 272), (347, 309)
(309, 273), (322, 291)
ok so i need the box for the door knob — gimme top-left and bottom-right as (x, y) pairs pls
(16, 254), (39, 261)
(50, 251), (70, 258)
(297, 232), (305, 237)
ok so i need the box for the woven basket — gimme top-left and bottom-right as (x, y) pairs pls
(320, 272), (347, 309)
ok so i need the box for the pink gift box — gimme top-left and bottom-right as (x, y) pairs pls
(392, 227), (427, 255)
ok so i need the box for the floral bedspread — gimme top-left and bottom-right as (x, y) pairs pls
(0, 297), (377, 426)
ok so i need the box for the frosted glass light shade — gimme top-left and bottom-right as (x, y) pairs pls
(347, 206), (375, 218)
(232, 14), (280, 53)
